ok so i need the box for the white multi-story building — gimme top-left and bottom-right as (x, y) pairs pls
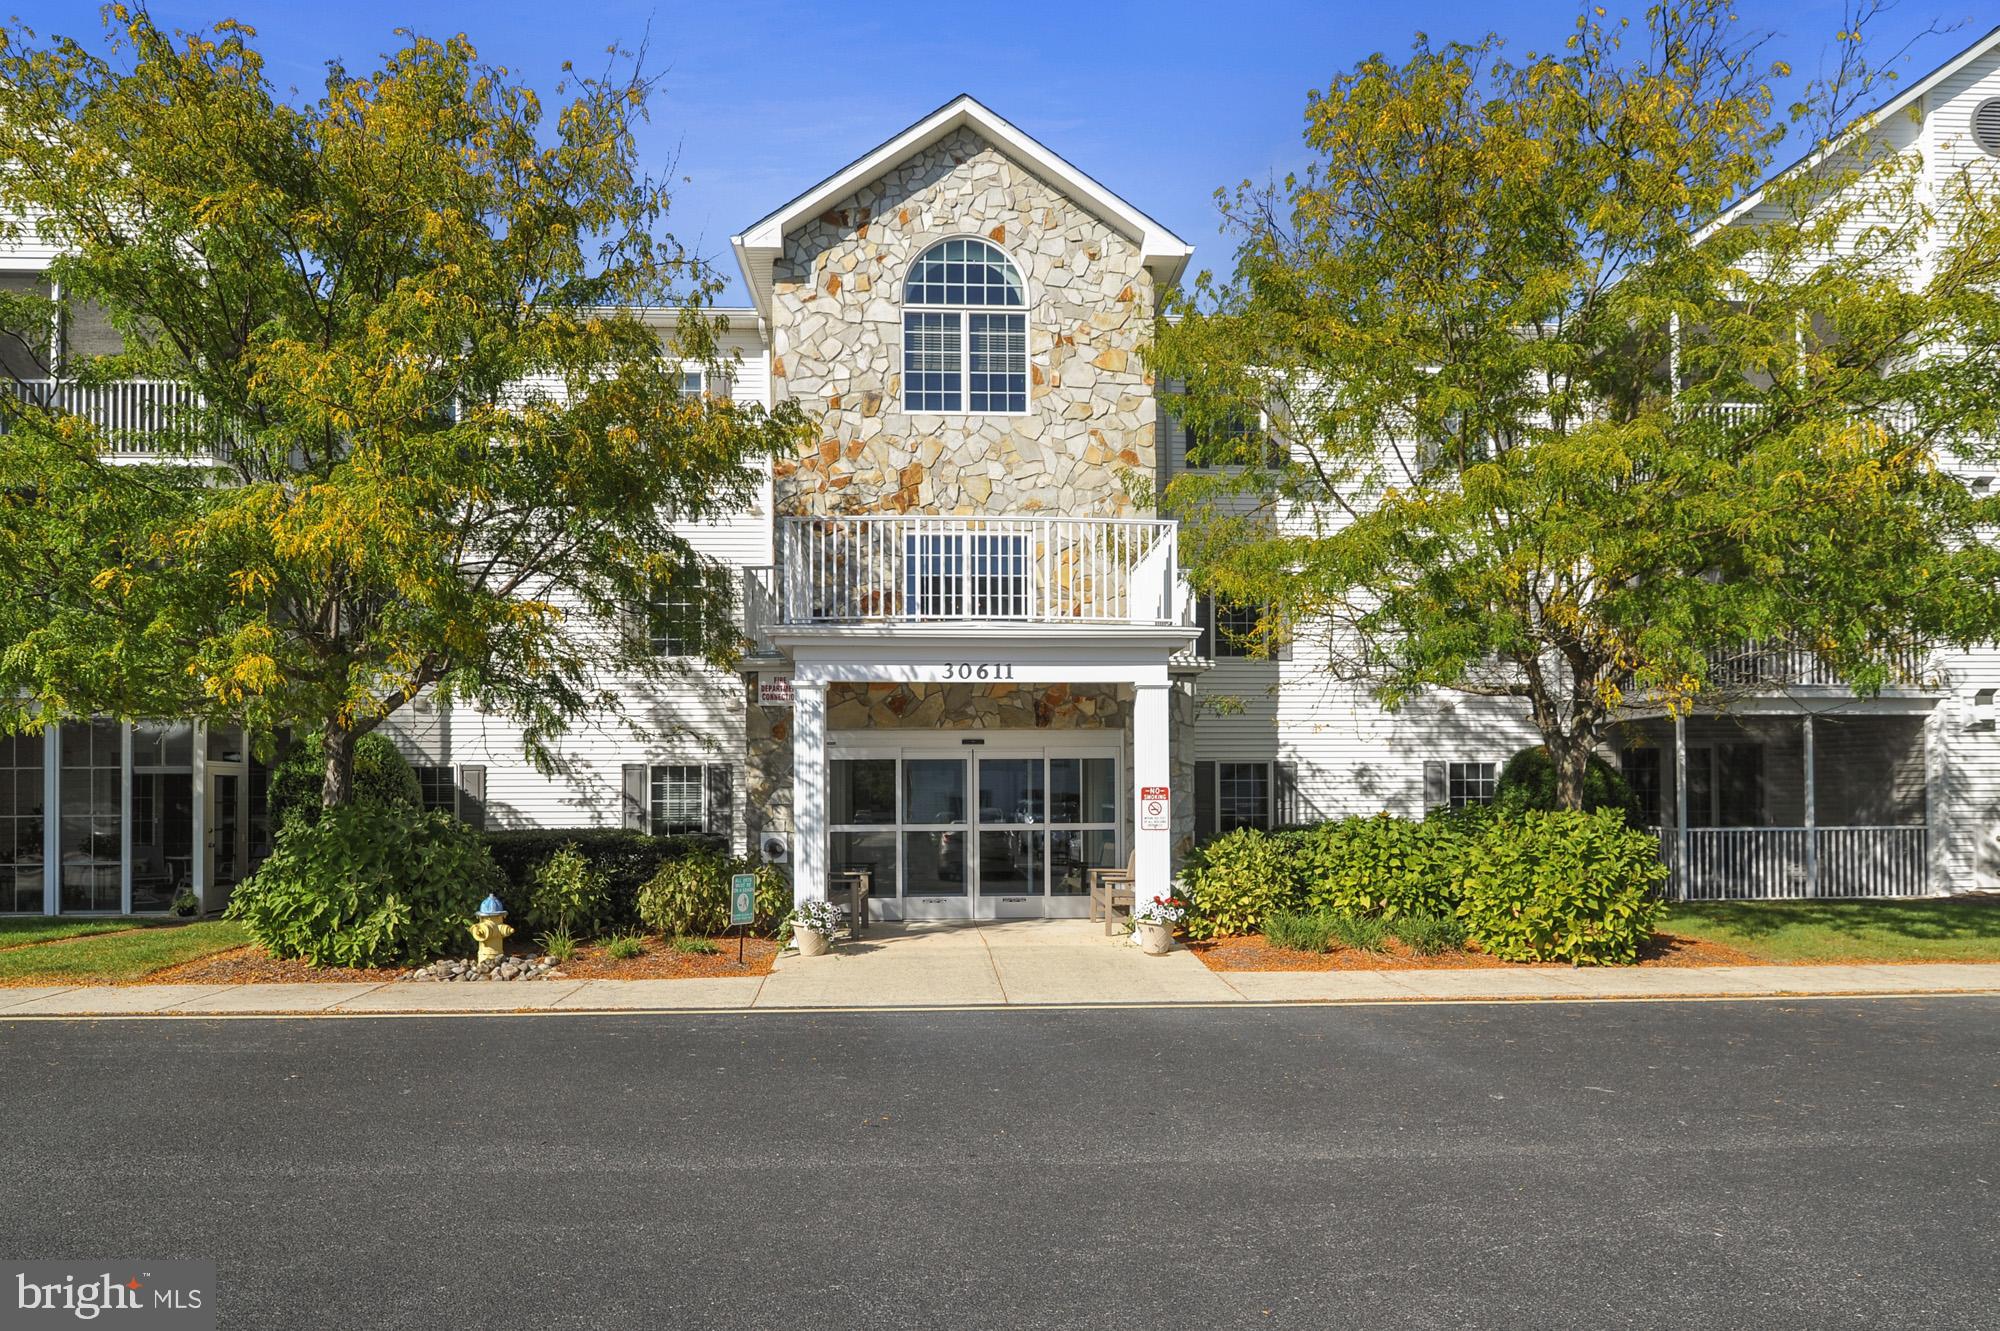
(9, 36), (2000, 920)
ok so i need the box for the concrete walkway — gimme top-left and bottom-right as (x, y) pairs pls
(2, 920), (1997, 1015)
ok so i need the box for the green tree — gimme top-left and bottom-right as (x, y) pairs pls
(1154, 0), (2000, 809)
(0, 10), (805, 805)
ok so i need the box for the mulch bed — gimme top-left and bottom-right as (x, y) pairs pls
(1190, 930), (1760, 973)
(146, 936), (780, 984)
(148, 946), (405, 985)
(556, 937), (778, 980)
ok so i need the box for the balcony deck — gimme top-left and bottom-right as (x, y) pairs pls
(764, 515), (1187, 636)
(2, 378), (227, 460)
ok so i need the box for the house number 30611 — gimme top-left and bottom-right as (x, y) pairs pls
(941, 662), (1016, 681)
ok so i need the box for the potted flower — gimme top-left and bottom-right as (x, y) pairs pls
(1131, 894), (1184, 956)
(170, 888), (199, 919)
(789, 899), (844, 957)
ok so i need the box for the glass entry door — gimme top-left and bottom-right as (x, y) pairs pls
(829, 746), (1120, 920)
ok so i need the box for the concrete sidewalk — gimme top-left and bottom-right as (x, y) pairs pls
(2, 921), (1997, 1014)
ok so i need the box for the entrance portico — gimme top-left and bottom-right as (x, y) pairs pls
(779, 630), (1192, 918)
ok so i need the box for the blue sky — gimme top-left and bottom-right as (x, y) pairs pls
(6, 1), (1986, 301)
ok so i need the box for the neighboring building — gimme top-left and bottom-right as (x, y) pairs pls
(8, 52), (2000, 918)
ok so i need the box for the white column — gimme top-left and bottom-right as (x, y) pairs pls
(1673, 712), (1689, 901)
(1803, 713), (1817, 898)
(792, 680), (828, 907)
(42, 725), (59, 914)
(191, 721), (208, 907)
(1132, 682), (1172, 910)
(119, 723), (133, 914)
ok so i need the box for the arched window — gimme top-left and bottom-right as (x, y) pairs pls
(902, 238), (1027, 413)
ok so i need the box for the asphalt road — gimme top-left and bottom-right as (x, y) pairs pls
(3, 998), (1996, 1330)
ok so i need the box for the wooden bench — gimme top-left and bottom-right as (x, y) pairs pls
(1086, 853), (1136, 936)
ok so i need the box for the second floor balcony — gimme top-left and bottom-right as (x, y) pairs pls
(763, 514), (1187, 633)
(2, 377), (225, 459)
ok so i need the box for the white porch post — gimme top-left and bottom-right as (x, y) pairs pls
(42, 725), (59, 914)
(1802, 712), (1818, 898)
(191, 721), (208, 908)
(1132, 682), (1172, 910)
(1673, 712), (1689, 900)
(792, 679), (828, 907)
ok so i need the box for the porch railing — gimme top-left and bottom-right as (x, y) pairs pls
(1655, 825), (1930, 900)
(1705, 638), (1936, 690)
(1, 378), (225, 457)
(774, 515), (1183, 627)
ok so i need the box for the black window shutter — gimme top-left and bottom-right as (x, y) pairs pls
(1274, 760), (1298, 827)
(705, 763), (734, 842)
(457, 765), (486, 831)
(1423, 760), (1447, 812)
(1193, 760), (1216, 843)
(622, 764), (649, 832)
(1194, 596), (1213, 659)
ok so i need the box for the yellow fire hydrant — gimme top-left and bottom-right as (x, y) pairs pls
(468, 894), (513, 962)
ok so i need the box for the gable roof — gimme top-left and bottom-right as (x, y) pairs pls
(1707, 23), (2000, 235)
(730, 94), (1192, 320)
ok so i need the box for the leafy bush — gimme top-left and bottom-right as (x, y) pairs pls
(484, 828), (726, 927)
(524, 845), (612, 937)
(1264, 908), (1335, 953)
(1285, 809), (1484, 921)
(635, 855), (790, 938)
(1456, 810), (1667, 965)
(1393, 912), (1468, 956)
(603, 932), (646, 960)
(227, 804), (502, 967)
(268, 732), (421, 831)
(1493, 746), (1642, 825)
(1328, 912), (1390, 952)
(1179, 828), (1302, 940)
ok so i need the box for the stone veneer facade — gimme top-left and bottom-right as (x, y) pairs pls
(769, 126), (1157, 516)
(745, 126), (1193, 864)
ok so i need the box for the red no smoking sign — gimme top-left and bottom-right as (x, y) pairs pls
(1140, 786), (1169, 831)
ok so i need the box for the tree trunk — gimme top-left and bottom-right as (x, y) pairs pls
(321, 724), (354, 810)
(1550, 731), (1594, 812)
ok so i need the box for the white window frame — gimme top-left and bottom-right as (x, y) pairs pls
(1445, 761), (1497, 810)
(900, 238), (1030, 417)
(649, 763), (707, 837)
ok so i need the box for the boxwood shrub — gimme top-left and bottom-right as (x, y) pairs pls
(1454, 809), (1667, 965)
(227, 804), (502, 968)
(484, 828), (725, 928)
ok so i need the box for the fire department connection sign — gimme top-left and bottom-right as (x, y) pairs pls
(1140, 786), (1170, 831)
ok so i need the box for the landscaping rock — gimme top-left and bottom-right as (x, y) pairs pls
(405, 955), (562, 982)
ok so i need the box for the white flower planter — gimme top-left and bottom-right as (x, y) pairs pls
(795, 926), (833, 957)
(1134, 921), (1174, 956)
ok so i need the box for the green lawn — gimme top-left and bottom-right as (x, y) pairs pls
(0, 917), (172, 949)
(0, 920), (247, 983)
(1662, 899), (2000, 964)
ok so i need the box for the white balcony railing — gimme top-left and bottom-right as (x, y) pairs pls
(774, 515), (1183, 627)
(1655, 825), (1930, 900)
(2, 378), (223, 457)
(1706, 638), (1938, 691)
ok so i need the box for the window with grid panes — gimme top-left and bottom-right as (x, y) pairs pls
(1446, 761), (1497, 809)
(1217, 762), (1271, 832)
(902, 239), (1027, 413)
(414, 765), (456, 816)
(649, 764), (705, 836)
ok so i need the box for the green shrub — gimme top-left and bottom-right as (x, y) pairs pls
(603, 932), (646, 960)
(1393, 911), (1468, 956)
(1493, 746), (1642, 825)
(1456, 809), (1667, 965)
(524, 845), (612, 937)
(1285, 810), (1482, 921)
(537, 926), (578, 962)
(1179, 827), (1302, 940)
(635, 852), (790, 938)
(1328, 912), (1390, 952)
(483, 828), (726, 927)
(268, 732), (422, 832)
(1263, 908), (1336, 953)
(226, 804), (501, 967)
